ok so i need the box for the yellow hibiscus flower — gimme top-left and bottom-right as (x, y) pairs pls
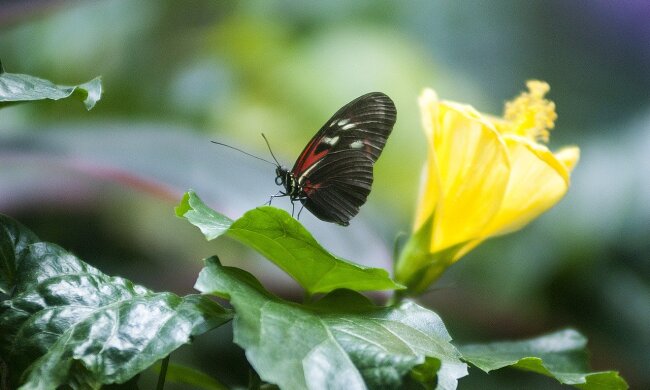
(395, 81), (580, 295)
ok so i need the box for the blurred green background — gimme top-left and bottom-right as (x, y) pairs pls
(1, 1), (648, 388)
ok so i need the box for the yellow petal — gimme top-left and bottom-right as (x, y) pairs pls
(429, 101), (511, 253)
(555, 146), (580, 172)
(482, 135), (572, 236)
(399, 83), (579, 294)
(413, 89), (442, 230)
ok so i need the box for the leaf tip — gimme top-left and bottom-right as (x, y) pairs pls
(81, 76), (103, 110)
(204, 256), (222, 267)
(175, 191), (193, 218)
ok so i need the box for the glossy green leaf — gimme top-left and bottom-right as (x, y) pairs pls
(0, 61), (102, 110)
(0, 242), (232, 389)
(0, 214), (40, 295)
(459, 329), (628, 389)
(177, 190), (404, 295)
(196, 257), (467, 390)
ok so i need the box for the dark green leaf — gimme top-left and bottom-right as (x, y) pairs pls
(408, 357), (441, 389)
(153, 362), (228, 390)
(178, 190), (404, 295)
(0, 242), (232, 389)
(0, 63), (102, 110)
(196, 257), (467, 390)
(459, 329), (628, 389)
(0, 214), (40, 295)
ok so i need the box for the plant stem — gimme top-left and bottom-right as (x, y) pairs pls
(156, 355), (170, 390)
(0, 358), (8, 390)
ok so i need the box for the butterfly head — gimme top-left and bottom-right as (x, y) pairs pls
(274, 166), (290, 187)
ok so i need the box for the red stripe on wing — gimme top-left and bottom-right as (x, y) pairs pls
(292, 135), (328, 175)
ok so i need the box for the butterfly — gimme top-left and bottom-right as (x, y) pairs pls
(272, 92), (396, 226)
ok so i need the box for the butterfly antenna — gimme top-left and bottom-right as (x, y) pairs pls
(210, 141), (276, 166)
(261, 133), (282, 167)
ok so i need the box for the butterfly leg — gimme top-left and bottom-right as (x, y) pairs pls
(267, 191), (285, 206)
(297, 203), (305, 220)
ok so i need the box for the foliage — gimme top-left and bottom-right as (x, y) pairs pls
(0, 215), (230, 389)
(0, 65), (629, 389)
(0, 194), (629, 389)
(176, 190), (404, 296)
(153, 362), (229, 390)
(0, 214), (39, 295)
(0, 60), (101, 110)
(196, 257), (466, 389)
(459, 330), (628, 389)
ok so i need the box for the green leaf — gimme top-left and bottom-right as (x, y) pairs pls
(0, 61), (102, 110)
(407, 357), (441, 389)
(0, 242), (232, 389)
(177, 190), (404, 295)
(153, 362), (228, 390)
(228, 206), (405, 295)
(0, 214), (40, 295)
(459, 329), (628, 389)
(175, 190), (233, 240)
(196, 257), (467, 390)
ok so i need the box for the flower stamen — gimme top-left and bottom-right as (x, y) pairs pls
(499, 80), (557, 143)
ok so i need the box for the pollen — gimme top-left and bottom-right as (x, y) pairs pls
(499, 80), (557, 143)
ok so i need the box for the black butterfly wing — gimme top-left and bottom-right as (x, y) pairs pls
(291, 92), (396, 225)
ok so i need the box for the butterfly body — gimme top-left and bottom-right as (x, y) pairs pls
(274, 92), (396, 226)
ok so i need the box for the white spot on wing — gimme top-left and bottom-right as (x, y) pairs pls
(337, 118), (350, 126)
(350, 140), (364, 149)
(342, 123), (356, 130)
(322, 136), (340, 146)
